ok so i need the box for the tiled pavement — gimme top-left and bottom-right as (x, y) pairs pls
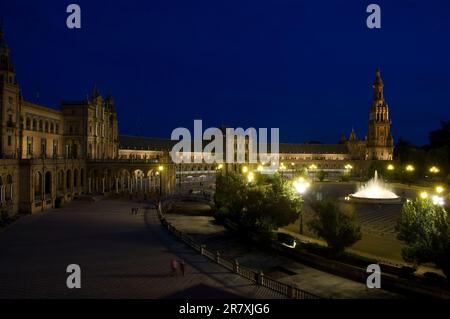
(0, 200), (284, 299)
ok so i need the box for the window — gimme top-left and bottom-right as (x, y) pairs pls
(27, 137), (33, 157)
(53, 140), (58, 158)
(7, 135), (12, 146)
(40, 138), (47, 157)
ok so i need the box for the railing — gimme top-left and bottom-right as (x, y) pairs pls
(157, 198), (321, 299)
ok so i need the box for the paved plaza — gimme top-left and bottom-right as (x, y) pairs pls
(0, 199), (284, 299)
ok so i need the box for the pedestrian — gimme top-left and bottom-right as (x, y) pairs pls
(131, 207), (134, 215)
(179, 260), (185, 276)
(171, 259), (178, 276)
(135, 207), (139, 215)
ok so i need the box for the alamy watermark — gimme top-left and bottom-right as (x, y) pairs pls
(170, 120), (280, 165)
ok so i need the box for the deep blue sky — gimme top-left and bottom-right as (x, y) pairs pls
(1, 0), (449, 145)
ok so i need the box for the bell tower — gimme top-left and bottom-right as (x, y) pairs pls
(366, 68), (394, 160)
(0, 27), (22, 158)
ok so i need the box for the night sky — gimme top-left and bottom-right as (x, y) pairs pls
(1, 0), (449, 145)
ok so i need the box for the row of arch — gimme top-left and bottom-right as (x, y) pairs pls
(87, 168), (162, 194)
(34, 168), (85, 202)
(0, 174), (14, 203)
(25, 117), (60, 134)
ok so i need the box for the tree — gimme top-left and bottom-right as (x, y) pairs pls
(396, 199), (450, 280)
(309, 200), (362, 255)
(317, 170), (327, 182)
(214, 172), (302, 237)
(429, 120), (450, 149)
(214, 172), (246, 220)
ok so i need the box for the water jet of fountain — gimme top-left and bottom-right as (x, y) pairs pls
(351, 170), (399, 200)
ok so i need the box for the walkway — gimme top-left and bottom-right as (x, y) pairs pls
(0, 200), (283, 299)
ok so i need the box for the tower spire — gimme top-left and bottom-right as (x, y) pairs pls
(373, 67), (383, 100)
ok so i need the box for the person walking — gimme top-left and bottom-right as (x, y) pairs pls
(171, 259), (178, 276)
(179, 260), (185, 276)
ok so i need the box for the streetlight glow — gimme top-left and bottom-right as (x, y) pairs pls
(429, 166), (440, 174)
(387, 164), (395, 171)
(432, 195), (444, 206)
(435, 186), (444, 194)
(247, 172), (254, 183)
(406, 165), (415, 172)
(420, 191), (428, 199)
(158, 165), (164, 172)
(293, 177), (310, 195)
(242, 166), (248, 174)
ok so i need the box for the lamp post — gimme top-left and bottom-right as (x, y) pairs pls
(344, 164), (353, 179)
(405, 164), (415, 185)
(158, 165), (164, 197)
(385, 164), (395, 181)
(429, 166), (440, 174)
(293, 177), (311, 235)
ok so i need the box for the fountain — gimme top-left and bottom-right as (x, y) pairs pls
(348, 170), (401, 204)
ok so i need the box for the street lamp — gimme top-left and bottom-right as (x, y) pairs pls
(344, 164), (353, 178)
(406, 165), (415, 172)
(158, 165), (164, 196)
(419, 191), (428, 199)
(247, 171), (255, 183)
(387, 164), (395, 171)
(432, 195), (445, 206)
(435, 185), (444, 194)
(293, 177), (310, 235)
(242, 165), (248, 174)
(257, 165), (263, 172)
(293, 177), (311, 195)
(429, 166), (440, 174)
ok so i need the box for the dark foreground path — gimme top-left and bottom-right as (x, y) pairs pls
(0, 199), (283, 299)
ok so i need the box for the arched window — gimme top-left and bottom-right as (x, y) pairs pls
(45, 172), (52, 197)
(0, 176), (3, 202)
(35, 172), (42, 200)
(5, 175), (13, 200)
(26, 118), (31, 130)
(74, 169), (78, 188)
(66, 170), (72, 191)
(80, 169), (85, 187)
(58, 170), (64, 193)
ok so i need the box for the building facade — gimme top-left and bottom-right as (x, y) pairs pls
(0, 29), (176, 216)
(0, 29), (393, 216)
